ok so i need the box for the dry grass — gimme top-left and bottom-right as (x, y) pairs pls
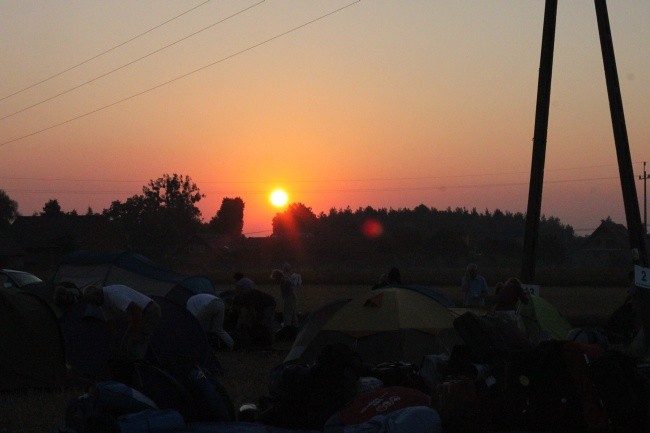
(0, 284), (628, 432)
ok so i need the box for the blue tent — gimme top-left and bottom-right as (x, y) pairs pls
(52, 250), (215, 299)
(59, 295), (222, 380)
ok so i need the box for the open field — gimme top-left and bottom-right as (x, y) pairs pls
(0, 284), (629, 432)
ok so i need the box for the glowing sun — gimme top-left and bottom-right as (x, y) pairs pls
(270, 189), (288, 207)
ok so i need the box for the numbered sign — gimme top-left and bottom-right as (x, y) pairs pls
(634, 265), (650, 289)
(522, 284), (540, 297)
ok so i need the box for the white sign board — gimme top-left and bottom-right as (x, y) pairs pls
(634, 265), (650, 289)
(521, 284), (540, 297)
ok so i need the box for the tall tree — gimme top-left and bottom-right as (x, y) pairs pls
(272, 203), (318, 236)
(103, 173), (204, 259)
(41, 199), (63, 216)
(0, 189), (19, 231)
(210, 197), (244, 236)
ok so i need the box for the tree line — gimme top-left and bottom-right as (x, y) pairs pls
(1, 173), (581, 268)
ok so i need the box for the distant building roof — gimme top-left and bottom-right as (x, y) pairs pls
(581, 219), (629, 252)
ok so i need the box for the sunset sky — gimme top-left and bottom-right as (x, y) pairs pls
(1, 1), (649, 236)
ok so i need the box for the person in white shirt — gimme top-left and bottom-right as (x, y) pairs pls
(83, 284), (161, 361)
(186, 293), (234, 350)
(271, 263), (302, 328)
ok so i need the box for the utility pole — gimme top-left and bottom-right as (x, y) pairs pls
(594, 0), (647, 266)
(521, 0), (557, 284)
(640, 161), (648, 235)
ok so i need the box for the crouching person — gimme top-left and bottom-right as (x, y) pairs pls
(186, 293), (234, 350)
(233, 288), (276, 348)
(83, 284), (161, 361)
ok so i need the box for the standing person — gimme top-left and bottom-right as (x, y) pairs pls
(625, 270), (650, 356)
(83, 284), (161, 361)
(372, 266), (401, 289)
(386, 266), (401, 285)
(271, 263), (299, 328)
(233, 272), (256, 295)
(493, 277), (529, 337)
(460, 263), (489, 307)
(186, 293), (234, 350)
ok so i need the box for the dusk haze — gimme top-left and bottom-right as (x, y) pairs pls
(1, 1), (649, 236)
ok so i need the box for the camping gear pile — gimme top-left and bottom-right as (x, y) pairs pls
(258, 285), (650, 433)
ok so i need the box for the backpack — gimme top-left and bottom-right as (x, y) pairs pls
(115, 409), (185, 433)
(589, 349), (650, 432)
(260, 343), (362, 430)
(184, 366), (236, 422)
(65, 381), (158, 433)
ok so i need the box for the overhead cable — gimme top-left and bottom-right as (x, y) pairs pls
(0, 0), (361, 147)
(0, 0), (212, 102)
(0, 0), (266, 121)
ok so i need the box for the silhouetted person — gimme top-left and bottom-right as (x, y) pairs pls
(233, 272), (256, 296)
(494, 277), (529, 312)
(372, 266), (401, 289)
(83, 284), (161, 361)
(271, 263), (300, 327)
(233, 288), (276, 348)
(186, 293), (233, 350)
(461, 263), (488, 307)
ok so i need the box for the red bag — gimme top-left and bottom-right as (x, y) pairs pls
(338, 386), (430, 425)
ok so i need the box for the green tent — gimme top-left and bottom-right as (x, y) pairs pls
(286, 286), (462, 365)
(519, 295), (573, 343)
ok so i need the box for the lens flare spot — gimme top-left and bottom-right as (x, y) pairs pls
(361, 219), (383, 238)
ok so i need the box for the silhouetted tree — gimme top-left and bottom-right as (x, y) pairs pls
(0, 189), (18, 232)
(537, 215), (575, 267)
(103, 173), (204, 259)
(41, 199), (63, 216)
(272, 203), (318, 236)
(210, 197), (244, 236)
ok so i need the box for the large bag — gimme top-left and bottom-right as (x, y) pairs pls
(589, 349), (650, 433)
(606, 302), (636, 344)
(453, 312), (510, 364)
(65, 381), (159, 433)
(523, 340), (608, 433)
(185, 366), (236, 422)
(482, 314), (533, 351)
(128, 362), (197, 422)
(116, 409), (185, 433)
(259, 343), (362, 430)
(369, 361), (426, 391)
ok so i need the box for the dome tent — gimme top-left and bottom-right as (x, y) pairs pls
(0, 288), (67, 390)
(51, 250), (215, 300)
(285, 286), (461, 365)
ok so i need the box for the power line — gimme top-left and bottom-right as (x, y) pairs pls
(0, 0), (266, 121)
(0, 163), (630, 184)
(0, 0), (361, 147)
(0, 0), (212, 102)
(0, 174), (621, 196)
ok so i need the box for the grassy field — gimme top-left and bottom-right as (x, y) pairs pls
(0, 284), (629, 432)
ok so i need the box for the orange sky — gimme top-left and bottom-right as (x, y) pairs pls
(1, 1), (649, 236)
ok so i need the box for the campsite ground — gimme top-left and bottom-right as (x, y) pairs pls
(1, 284), (628, 432)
